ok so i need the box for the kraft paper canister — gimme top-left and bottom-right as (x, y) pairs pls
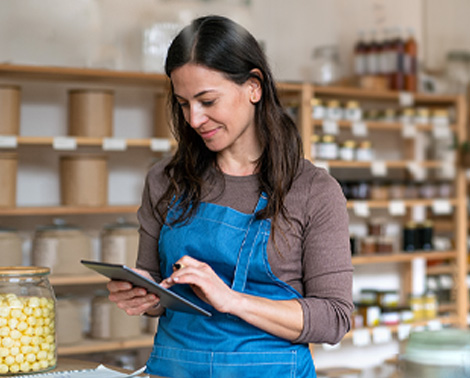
(0, 152), (18, 207)
(0, 85), (21, 135)
(60, 154), (108, 206)
(0, 228), (22, 266)
(68, 90), (113, 137)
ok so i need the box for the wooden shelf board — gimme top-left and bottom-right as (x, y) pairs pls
(57, 335), (154, 355)
(0, 63), (168, 87)
(312, 85), (459, 104)
(312, 119), (457, 132)
(17, 136), (159, 148)
(320, 160), (444, 169)
(50, 274), (109, 286)
(352, 250), (457, 265)
(0, 205), (139, 216)
(346, 198), (457, 209)
(342, 315), (458, 341)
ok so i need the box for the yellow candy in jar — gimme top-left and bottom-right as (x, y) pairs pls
(0, 267), (56, 375)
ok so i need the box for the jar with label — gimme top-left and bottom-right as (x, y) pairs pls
(0, 267), (57, 375)
(380, 308), (400, 325)
(368, 218), (386, 236)
(438, 181), (453, 198)
(359, 289), (378, 305)
(382, 108), (397, 123)
(357, 304), (381, 327)
(377, 290), (400, 308)
(344, 101), (362, 121)
(101, 218), (139, 268)
(418, 220), (434, 251)
(409, 294), (425, 321)
(339, 140), (356, 161)
(403, 221), (419, 252)
(400, 108), (415, 124)
(376, 236), (395, 254)
(32, 219), (92, 276)
(325, 100), (343, 121)
(90, 292), (142, 340)
(56, 297), (83, 346)
(414, 107), (430, 124)
(419, 182), (437, 199)
(355, 140), (374, 161)
(370, 181), (389, 200)
(431, 108), (450, 125)
(423, 291), (438, 319)
(361, 236), (377, 255)
(352, 181), (370, 200)
(389, 182), (405, 199)
(0, 228), (22, 266)
(318, 135), (338, 160)
(311, 98), (325, 120)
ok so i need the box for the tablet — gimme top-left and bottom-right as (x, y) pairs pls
(81, 260), (212, 317)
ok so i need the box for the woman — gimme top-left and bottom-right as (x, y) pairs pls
(108, 15), (353, 378)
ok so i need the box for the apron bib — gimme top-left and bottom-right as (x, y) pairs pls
(146, 195), (316, 378)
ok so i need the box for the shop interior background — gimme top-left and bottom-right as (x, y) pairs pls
(1, 0), (469, 371)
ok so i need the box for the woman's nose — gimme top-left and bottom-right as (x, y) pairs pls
(187, 104), (208, 129)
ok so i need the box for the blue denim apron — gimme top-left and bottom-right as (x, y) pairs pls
(146, 194), (316, 378)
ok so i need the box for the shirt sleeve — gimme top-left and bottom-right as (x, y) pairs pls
(294, 169), (354, 345)
(135, 162), (167, 282)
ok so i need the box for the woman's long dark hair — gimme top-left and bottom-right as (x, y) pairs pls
(158, 15), (303, 229)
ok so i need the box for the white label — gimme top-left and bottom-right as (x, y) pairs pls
(432, 199), (452, 215)
(399, 91), (414, 107)
(389, 200), (406, 216)
(102, 138), (127, 151)
(397, 324), (412, 341)
(150, 138), (172, 152)
(313, 160), (330, 172)
(371, 161), (387, 176)
(427, 319), (443, 331)
(412, 205), (426, 223)
(352, 329), (371, 347)
(412, 258), (426, 296)
(372, 327), (392, 344)
(0, 136), (18, 148)
(53, 137), (77, 150)
(402, 122), (417, 138)
(352, 121), (368, 136)
(322, 120), (339, 135)
(353, 201), (370, 217)
(407, 161), (427, 181)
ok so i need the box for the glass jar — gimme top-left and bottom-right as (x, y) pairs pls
(415, 107), (430, 124)
(0, 267), (57, 375)
(402, 329), (470, 378)
(311, 45), (342, 86)
(0, 228), (22, 267)
(318, 135), (338, 160)
(339, 140), (356, 161)
(356, 140), (374, 161)
(325, 100), (343, 121)
(344, 101), (362, 121)
(311, 98), (325, 120)
(101, 218), (139, 268)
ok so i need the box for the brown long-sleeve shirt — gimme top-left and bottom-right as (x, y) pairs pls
(136, 158), (353, 345)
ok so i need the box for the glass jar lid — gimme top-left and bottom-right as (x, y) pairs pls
(0, 266), (50, 276)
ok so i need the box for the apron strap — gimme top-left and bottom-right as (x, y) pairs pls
(231, 193), (269, 292)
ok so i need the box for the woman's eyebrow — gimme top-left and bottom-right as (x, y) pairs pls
(174, 89), (217, 101)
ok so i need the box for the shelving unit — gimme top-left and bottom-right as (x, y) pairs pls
(303, 84), (469, 332)
(1, 64), (469, 358)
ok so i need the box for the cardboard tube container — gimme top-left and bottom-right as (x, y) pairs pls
(60, 154), (108, 206)
(0, 86), (21, 135)
(0, 152), (18, 207)
(68, 90), (113, 137)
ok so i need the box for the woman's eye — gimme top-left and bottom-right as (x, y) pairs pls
(202, 100), (215, 106)
(178, 102), (189, 108)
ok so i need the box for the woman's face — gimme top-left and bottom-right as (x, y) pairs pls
(171, 63), (261, 156)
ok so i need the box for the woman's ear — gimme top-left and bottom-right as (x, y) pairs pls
(248, 68), (263, 104)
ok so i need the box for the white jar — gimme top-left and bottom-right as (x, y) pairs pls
(356, 141), (374, 161)
(318, 135), (338, 160)
(344, 101), (363, 121)
(325, 100), (343, 121)
(101, 218), (139, 268)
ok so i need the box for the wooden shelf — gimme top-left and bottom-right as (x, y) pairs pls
(12, 136), (175, 149)
(317, 159), (444, 169)
(342, 315), (458, 341)
(0, 205), (139, 216)
(58, 335), (154, 356)
(312, 119), (457, 132)
(312, 85), (460, 105)
(50, 274), (109, 286)
(0, 63), (168, 87)
(352, 251), (457, 265)
(346, 198), (457, 209)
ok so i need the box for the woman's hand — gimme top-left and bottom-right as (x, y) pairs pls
(107, 268), (165, 316)
(165, 256), (303, 341)
(165, 256), (238, 314)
